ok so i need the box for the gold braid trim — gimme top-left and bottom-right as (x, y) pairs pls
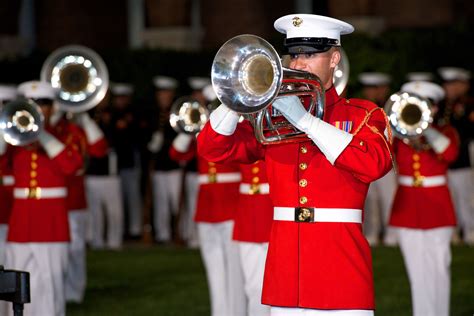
(351, 107), (397, 174)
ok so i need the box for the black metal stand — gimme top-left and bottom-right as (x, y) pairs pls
(0, 265), (30, 316)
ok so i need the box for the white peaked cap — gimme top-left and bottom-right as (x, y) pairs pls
(274, 14), (354, 44)
(153, 76), (178, 89)
(0, 85), (17, 101)
(202, 84), (217, 102)
(358, 72), (391, 86)
(401, 81), (445, 103)
(17, 80), (55, 99)
(188, 77), (211, 91)
(406, 72), (434, 82)
(438, 67), (471, 81)
(111, 83), (134, 96)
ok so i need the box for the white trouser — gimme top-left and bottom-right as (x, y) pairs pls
(447, 168), (474, 242)
(363, 169), (397, 245)
(65, 211), (87, 303)
(271, 307), (374, 316)
(239, 242), (270, 316)
(4, 243), (68, 316)
(119, 168), (143, 236)
(0, 224), (7, 265)
(198, 221), (246, 316)
(152, 169), (182, 242)
(85, 175), (124, 249)
(180, 172), (199, 247)
(396, 226), (453, 316)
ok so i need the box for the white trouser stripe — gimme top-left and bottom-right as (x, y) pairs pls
(239, 183), (270, 194)
(198, 172), (241, 184)
(398, 175), (447, 187)
(274, 207), (362, 223)
(14, 187), (67, 199)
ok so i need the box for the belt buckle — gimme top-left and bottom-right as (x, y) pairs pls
(249, 184), (260, 195)
(295, 207), (314, 223)
(413, 176), (424, 187)
(28, 187), (41, 199)
(208, 173), (217, 184)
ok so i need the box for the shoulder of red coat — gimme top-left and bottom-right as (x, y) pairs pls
(342, 98), (379, 112)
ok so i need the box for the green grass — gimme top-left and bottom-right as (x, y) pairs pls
(67, 245), (474, 316)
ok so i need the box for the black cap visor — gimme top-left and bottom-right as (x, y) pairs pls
(283, 37), (339, 55)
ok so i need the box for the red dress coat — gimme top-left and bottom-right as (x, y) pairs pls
(5, 125), (83, 242)
(169, 139), (240, 223)
(0, 157), (14, 224)
(389, 125), (459, 229)
(234, 161), (273, 243)
(53, 118), (108, 211)
(197, 86), (393, 310)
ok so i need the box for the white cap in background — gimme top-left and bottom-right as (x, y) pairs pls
(358, 72), (391, 86)
(153, 76), (178, 90)
(401, 81), (445, 103)
(438, 67), (471, 82)
(406, 72), (434, 82)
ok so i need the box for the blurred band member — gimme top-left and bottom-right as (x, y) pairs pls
(148, 76), (182, 243)
(110, 83), (143, 238)
(50, 109), (108, 303)
(169, 133), (245, 316)
(236, 161), (273, 316)
(1, 81), (83, 316)
(0, 85), (16, 264)
(86, 89), (124, 250)
(438, 67), (474, 245)
(389, 81), (459, 316)
(177, 76), (211, 247)
(358, 72), (397, 246)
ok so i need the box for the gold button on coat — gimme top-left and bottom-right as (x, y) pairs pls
(299, 179), (307, 187)
(252, 167), (259, 174)
(300, 146), (308, 154)
(299, 196), (308, 204)
(299, 163), (307, 170)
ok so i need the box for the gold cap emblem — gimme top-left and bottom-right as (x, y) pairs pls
(292, 17), (303, 27)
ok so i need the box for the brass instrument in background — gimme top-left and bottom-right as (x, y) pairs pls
(169, 96), (210, 134)
(384, 91), (433, 139)
(211, 34), (325, 145)
(333, 48), (349, 95)
(40, 45), (109, 113)
(0, 97), (44, 146)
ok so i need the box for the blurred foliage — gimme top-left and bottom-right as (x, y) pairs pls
(1, 20), (473, 107)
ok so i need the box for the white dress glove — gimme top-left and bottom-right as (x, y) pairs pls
(148, 131), (164, 153)
(272, 96), (353, 165)
(172, 133), (193, 153)
(424, 127), (450, 154)
(49, 109), (64, 127)
(76, 112), (104, 144)
(209, 104), (240, 136)
(38, 130), (65, 158)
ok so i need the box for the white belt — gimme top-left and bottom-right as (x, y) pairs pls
(2, 176), (14, 186)
(198, 172), (241, 184)
(14, 187), (67, 199)
(274, 207), (362, 223)
(398, 175), (447, 187)
(239, 183), (270, 195)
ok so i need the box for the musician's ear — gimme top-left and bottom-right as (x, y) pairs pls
(330, 49), (341, 69)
